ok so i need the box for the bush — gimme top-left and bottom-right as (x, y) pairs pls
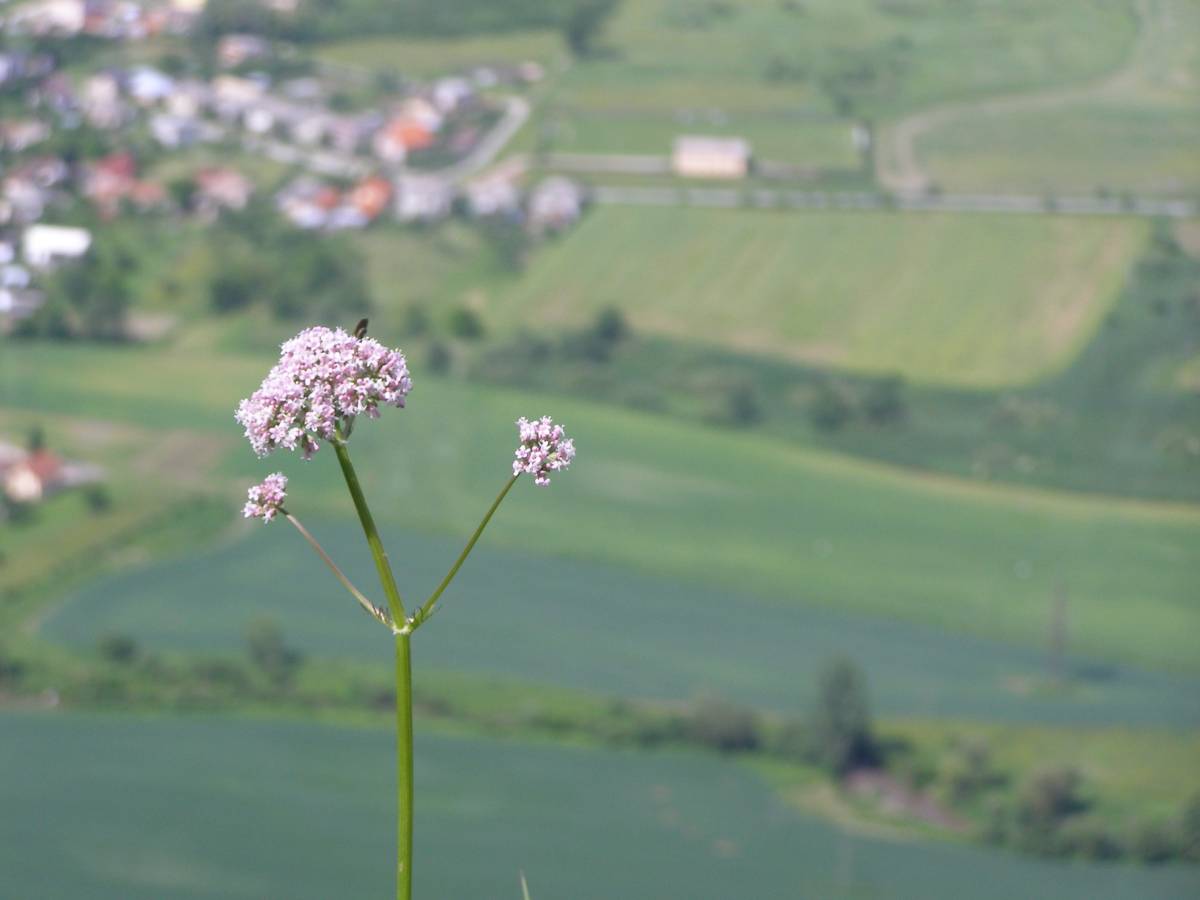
(940, 737), (1005, 805)
(426, 339), (452, 375)
(770, 718), (807, 760)
(0, 645), (25, 686)
(809, 381), (854, 431)
(84, 485), (112, 514)
(1180, 793), (1200, 862)
(246, 618), (303, 686)
(806, 657), (877, 774)
(1128, 820), (1177, 864)
(863, 374), (906, 424)
(1012, 765), (1088, 854)
(98, 634), (139, 665)
(447, 307), (485, 340)
(686, 697), (762, 754)
(1057, 817), (1123, 861)
(592, 307), (630, 345)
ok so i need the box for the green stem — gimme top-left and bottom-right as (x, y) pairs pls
(395, 634), (414, 900)
(415, 474), (519, 626)
(333, 439), (406, 624)
(283, 512), (393, 630)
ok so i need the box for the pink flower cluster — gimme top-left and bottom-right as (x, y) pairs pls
(235, 326), (412, 458)
(243, 473), (288, 523)
(513, 416), (575, 486)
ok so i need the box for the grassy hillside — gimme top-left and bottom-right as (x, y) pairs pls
(5, 341), (1198, 671)
(918, 102), (1200, 195)
(3, 712), (1197, 900)
(910, 0), (1200, 194)
(552, 0), (1137, 116)
(486, 206), (1146, 387)
(40, 519), (1200, 725)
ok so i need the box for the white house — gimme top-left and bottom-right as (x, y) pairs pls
(127, 66), (176, 106)
(8, 0), (85, 35)
(22, 224), (92, 269)
(394, 175), (452, 223)
(528, 176), (584, 232)
(465, 176), (519, 218)
(671, 135), (751, 179)
(150, 113), (202, 148)
(432, 77), (473, 114)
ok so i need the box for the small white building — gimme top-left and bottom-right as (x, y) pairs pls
(528, 176), (584, 232)
(394, 175), (452, 223)
(671, 135), (751, 180)
(22, 224), (92, 269)
(432, 77), (473, 114)
(127, 66), (176, 106)
(465, 176), (519, 218)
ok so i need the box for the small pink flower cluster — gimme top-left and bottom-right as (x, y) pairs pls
(513, 416), (575, 486)
(235, 326), (412, 458)
(243, 472), (288, 523)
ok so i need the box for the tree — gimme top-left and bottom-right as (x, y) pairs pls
(1012, 765), (1088, 853)
(863, 374), (905, 424)
(246, 618), (303, 687)
(1179, 793), (1200, 862)
(21, 239), (132, 340)
(686, 697), (761, 754)
(807, 657), (877, 774)
(809, 380), (854, 431)
(98, 634), (139, 665)
(562, 0), (620, 57)
(447, 306), (485, 340)
(592, 307), (630, 345)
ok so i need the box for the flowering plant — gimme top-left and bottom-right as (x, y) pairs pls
(236, 321), (574, 899)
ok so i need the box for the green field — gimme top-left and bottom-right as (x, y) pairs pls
(5, 340), (1199, 671)
(40, 518), (1200, 725)
(486, 206), (1146, 387)
(515, 108), (861, 168)
(317, 30), (563, 77)
(2, 712), (1196, 900)
(899, 0), (1200, 194)
(553, 0), (1136, 117)
(918, 101), (1200, 195)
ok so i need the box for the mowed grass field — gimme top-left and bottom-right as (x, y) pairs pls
(4, 712), (1198, 900)
(488, 207), (1147, 387)
(41, 519), (1200, 725)
(512, 108), (860, 168)
(5, 341), (1199, 672)
(918, 102), (1200, 195)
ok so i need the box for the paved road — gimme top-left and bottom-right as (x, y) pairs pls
(434, 95), (531, 184)
(589, 184), (1198, 219)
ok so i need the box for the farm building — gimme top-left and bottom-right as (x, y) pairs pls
(671, 136), (752, 180)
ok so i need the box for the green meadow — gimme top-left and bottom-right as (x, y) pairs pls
(40, 519), (1200, 726)
(3, 712), (1197, 900)
(907, 0), (1200, 194)
(918, 102), (1200, 195)
(551, 0), (1137, 116)
(486, 206), (1146, 387)
(6, 341), (1199, 672)
(513, 108), (860, 168)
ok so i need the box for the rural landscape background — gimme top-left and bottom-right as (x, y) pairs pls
(1, 0), (1198, 897)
